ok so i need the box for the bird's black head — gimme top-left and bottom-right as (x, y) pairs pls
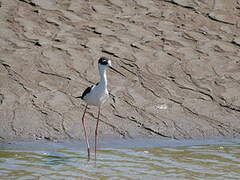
(98, 56), (125, 77)
(98, 57), (109, 66)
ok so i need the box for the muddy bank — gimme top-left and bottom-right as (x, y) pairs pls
(0, 0), (240, 141)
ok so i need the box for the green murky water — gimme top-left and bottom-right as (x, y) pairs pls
(0, 138), (240, 179)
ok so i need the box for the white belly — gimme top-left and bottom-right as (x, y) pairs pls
(83, 86), (109, 106)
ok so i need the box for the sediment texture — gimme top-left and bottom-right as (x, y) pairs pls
(0, 0), (240, 141)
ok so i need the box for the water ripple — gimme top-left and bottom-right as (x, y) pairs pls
(0, 142), (240, 179)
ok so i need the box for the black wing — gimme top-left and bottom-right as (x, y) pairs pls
(76, 82), (99, 100)
(80, 86), (93, 99)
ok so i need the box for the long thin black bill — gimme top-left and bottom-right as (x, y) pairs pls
(109, 66), (126, 77)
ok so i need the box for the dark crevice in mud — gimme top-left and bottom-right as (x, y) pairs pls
(0, 59), (11, 67)
(57, 90), (79, 107)
(31, 96), (73, 139)
(139, 78), (161, 98)
(219, 102), (240, 113)
(101, 49), (120, 58)
(64, 62), (95, 87)
(180, 66), (240, 113)
(18, 0), (36, 7)
(31, 98), (48, 116)
(171, 121), (192, 140)
(0, 94), (4, 105)
(181, 66), (212, 93)
(120, 64), (138, 76)
(232, 40), (240, 47)
(128, 117), (172, 139)
(164, 0), (235, 26)
(47, 107), (73, 139)
(2, 62), (31, 93)
(171, 78), (214, 101)
(122, 98), (175, 139)
(164, 0), (196, 10)
(0, 136), (4, 140)
(38, 70), (71, 80)
(168, 98), (240, 136)
(207, 13), (235, 25)
(31, 100), (63, 135)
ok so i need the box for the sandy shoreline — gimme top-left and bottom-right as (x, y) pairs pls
(1, 137), (240, 150)
(0, 0), (240, 141)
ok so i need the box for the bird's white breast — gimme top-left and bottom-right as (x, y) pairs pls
(83, 85), (109, 106)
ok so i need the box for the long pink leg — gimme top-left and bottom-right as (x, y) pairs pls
(82, 104), (90, 160)
(95, 106), (101, 159)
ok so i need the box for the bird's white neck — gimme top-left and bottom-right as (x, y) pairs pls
(99, 65), (107, 88)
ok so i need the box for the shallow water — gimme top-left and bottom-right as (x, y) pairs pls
(0, 138), (240, 179)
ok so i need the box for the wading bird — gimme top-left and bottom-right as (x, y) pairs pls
(78, 57), (125, 159)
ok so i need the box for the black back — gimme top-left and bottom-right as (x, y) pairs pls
(79, 82), (99, 99)
(98, 57), (109, 65)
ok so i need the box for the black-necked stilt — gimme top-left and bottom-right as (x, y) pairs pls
(78, 57), (125, 159)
